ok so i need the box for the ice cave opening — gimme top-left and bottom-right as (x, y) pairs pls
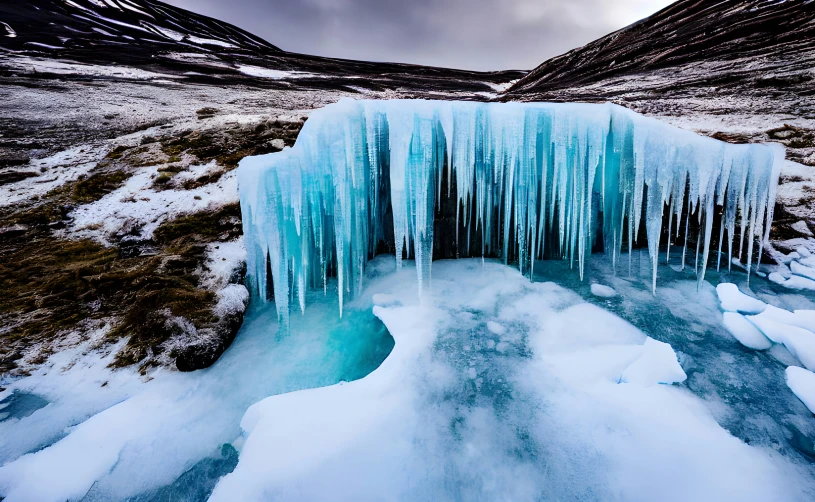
(238, 99), (783, 326)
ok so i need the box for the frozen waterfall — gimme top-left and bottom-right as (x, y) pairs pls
(238, 99), (782, 327)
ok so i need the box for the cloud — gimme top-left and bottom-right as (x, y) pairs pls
(163, 0), (675, 71)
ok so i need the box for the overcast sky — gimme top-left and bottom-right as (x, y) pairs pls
(164, 0), (676, 71)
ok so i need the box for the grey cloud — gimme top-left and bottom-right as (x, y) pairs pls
(163, 0), (672, 71)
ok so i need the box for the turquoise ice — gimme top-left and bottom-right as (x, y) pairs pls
(238, 99), (783, 328)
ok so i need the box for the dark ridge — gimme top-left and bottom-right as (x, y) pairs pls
(0, 0), (281, 56)
(505, 0), (815, 98)
(0, 0), (526, 92)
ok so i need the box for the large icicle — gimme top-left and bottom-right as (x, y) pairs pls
(239, 99), (783, 327)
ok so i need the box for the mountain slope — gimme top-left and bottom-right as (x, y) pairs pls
(0, 0), (523, 92)
(0, 0), (281, 58)
(506, 0), (815, 97)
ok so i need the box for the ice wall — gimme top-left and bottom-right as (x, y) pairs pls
(239, 99), (782, 327)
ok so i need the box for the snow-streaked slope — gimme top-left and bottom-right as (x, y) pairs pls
(0, 0), (280, 56)
(506, 0), (815, 102)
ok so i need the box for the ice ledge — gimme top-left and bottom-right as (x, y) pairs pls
(239, 99), (783, 328)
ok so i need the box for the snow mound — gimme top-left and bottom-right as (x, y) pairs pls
(769, 272), (815, 291)
(620, 337), (687, 385)
(786, 366), (815, 415)
(590, 283), (617, 298)
(748, 313), (815, 371)
(715, 283), (766, 314)
(722, 312), (772, 350)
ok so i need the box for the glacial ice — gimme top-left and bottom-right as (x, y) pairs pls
(238, 99), (783, 327)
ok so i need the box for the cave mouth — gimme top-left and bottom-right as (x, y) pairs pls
(238, 99), (782, 328)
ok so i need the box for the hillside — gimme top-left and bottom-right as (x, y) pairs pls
(503, 0), (815, 244)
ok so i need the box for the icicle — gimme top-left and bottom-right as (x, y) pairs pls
(237, 99), (783, 324)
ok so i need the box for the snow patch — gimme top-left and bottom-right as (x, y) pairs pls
(66, 161), (238, 244)
(786, 366), (815, 414)
(723, 312), (772, 350)
(236, 65), (317, 80)
(590, 283), (617, 298)
(2, 21), (16, 38)
(715, 283), (766, 314)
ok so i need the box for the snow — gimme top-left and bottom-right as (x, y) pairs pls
(145, 23), (185, 42)
(66, 161), (238, 244)
(236, 65), (317, 80)
(747, 312), (815, 371)
(2, 21), (16, 38)
(240, 99), (783, 328)
(0, 144), (108, 206)
(485, 78), (519, 94)
(214, 284), (250, 317)
(25, 42), (65, 50)
(486, 320), (506, 335)
(791, 221), (813, 237)
(116, 0), (153, 18)
(186, 35), (236, 48)
(591, 283), (618, 297)
(722, 312), (772, 350)
(715, 283), (767, 314)
(786, 366), (815, 415)
(620, 337), (687, 385)
(769, 272), (815, 291)
(4, 57), (183, 80)
(199, 238), (246, 291)
(791, 260), (815, 281)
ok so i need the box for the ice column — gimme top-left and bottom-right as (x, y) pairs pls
(239, 99), (782, 328)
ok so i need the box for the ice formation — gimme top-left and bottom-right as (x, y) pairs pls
(239, 99), (783, 326)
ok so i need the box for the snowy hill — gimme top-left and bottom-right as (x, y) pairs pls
(0, 0), (524, 92)
(505, 0), (815, 101)
(0, 0), (281, 57)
